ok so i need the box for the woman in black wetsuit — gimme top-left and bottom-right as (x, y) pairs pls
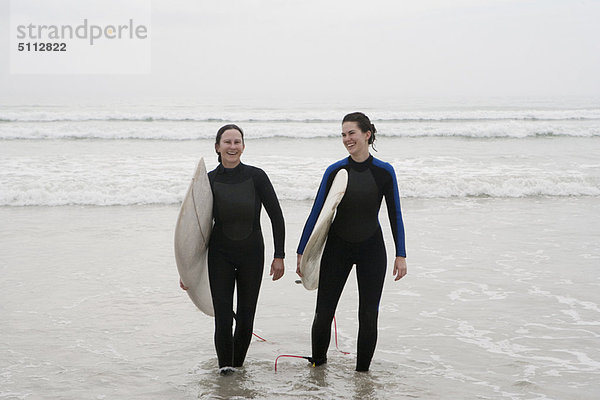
(181, 124), (285, 375)
(296, 112), (407, 372)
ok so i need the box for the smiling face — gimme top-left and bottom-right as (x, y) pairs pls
(342, 121), (371, 161)
(215, 128), (245, 167)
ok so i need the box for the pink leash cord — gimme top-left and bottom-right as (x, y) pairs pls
(274, 316), (349, 371)
(333, 316), (350, 355)
(274, 355), (311, 372)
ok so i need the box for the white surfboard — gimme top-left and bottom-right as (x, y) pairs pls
(299, 169), (348, 290)
(174, 158), (214, 316)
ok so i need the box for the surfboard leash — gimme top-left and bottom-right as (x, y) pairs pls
(333, 316), (350, 355)
(273, 316), (349, 371)
(274, 355), (312, 372)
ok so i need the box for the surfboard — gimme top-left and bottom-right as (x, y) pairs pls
(174, 158), (214, 316)
(299, 168), (348, 290)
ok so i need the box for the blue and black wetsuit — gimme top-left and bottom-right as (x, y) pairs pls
(208, 162), (285, 369)
(297, 155), (405, 371)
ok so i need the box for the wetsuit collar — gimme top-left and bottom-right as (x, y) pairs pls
(347, 154), (373, 170)
(217, 162), (244, 175)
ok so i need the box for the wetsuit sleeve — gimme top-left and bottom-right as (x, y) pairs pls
(296, 164), (339, 254)
(382, 163), (406, 257)
(255, 169), (286, 259)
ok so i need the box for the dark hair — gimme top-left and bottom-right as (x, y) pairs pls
(215, 124), (244, 163)
(342, 112), (377, 150)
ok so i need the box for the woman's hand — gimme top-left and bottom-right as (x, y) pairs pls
(270, 258), (285, 281)
(296, 254), (303, 277)
(393, 257), (407, 281)
(179, 278), (188, 290)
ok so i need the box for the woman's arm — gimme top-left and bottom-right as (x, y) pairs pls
(256, 169), (286, 259)
(379, 161), (408, 280)
(380, 162), (406, 258)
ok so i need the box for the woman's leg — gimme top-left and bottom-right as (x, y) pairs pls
(311, 234), (353, 365)
(355, 230), (387, 371)
(208, 248), (236, 368)
(232, 249), (264, 368)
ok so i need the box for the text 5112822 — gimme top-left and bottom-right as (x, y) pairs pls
(18, 43), (67, 52)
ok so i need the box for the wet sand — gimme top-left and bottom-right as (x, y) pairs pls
(1, 197), (599, 399)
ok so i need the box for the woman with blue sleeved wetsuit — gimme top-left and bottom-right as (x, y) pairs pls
(180, 124), (286, 376)
(296, 112), (407, 372)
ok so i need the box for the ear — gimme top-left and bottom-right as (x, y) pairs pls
(365, 130), (372, 141)
(215, 142), (220, 154)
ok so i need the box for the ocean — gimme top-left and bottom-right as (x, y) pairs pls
(1, 99), (599, 399)
(2, 101), (600, 206)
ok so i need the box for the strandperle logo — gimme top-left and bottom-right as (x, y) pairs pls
(10, 0), (151, 74)
(15, 19), (149, 45)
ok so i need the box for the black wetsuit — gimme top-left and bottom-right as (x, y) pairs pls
(297, 155), (406, 371)
(208, 162), (285, 369)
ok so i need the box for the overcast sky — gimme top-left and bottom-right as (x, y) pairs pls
(1, 0), (599, 105)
